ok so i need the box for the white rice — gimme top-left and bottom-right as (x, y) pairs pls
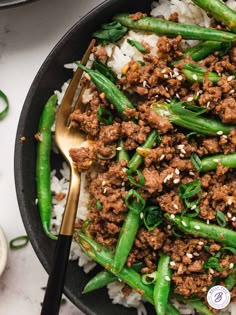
(49, 1), (236, 313)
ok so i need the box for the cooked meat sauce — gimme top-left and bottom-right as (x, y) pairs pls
(69, 11), (236, 313)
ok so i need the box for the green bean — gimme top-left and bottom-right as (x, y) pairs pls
(77, 231), (154, 303)
(182, 63), (220, 84)
(117, 140), (130, 162)
(82, 270), (117, 293)
(225, 266), (236, 290)
(151, 102), (235, 135)
(83, 262), (145, 294)
(182, 41), (231, 62)
(200, 152), (236, 172)
(77, 231), (214, 315)
(173, 294), (214, 315)
(76, 63), (134, 121)
(113, 13), (236, 42)
(113, 189), (146, 272)
(191, 0), (236, 34)
(128, 129), (160, 171)
(154, 254), (172, 315)
(36, 95), (57, 240)
(165, 214), (236, 248)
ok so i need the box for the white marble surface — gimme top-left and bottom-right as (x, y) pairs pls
(0, 0), (103, 313)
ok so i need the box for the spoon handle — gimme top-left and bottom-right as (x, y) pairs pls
(40, 234), (72, 315)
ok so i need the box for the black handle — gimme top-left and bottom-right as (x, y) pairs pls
(41, 234), (72, 315)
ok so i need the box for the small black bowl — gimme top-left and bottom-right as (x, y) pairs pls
(14, 0), (155, 314)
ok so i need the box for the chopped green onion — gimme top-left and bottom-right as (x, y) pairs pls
(178, 179), (201, 199)
(203, 256), (226, 272)
(137, 60), (145, 66)
(181, 206), (200, 218)
(97, 105), (114, 125)
(141, 271), (157, 285)
(125, 189), (146, 214)
(127, 169), (145, 188)
(127, 39), (147, 53)
(0, 90), (9, 120)
(216, 210), (226, 227)
(221, 246), (236, 255)
(94, 59), (117, 83)
(143, 205), (163, 231)
(9, 235), (29, 249)
(175, 101), (207, 116)
(172, 227), (185, 238)
(96, 199), (102, 210)
(186, 131), (198, 139)
(190, 153), (202, 172)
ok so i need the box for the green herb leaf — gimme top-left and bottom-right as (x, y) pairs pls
(97, 105), (114, 125)
(190, 153), (202, 172)
(221, 246), (236, 255)
(127, 39), (146, 53)
(96, 199), (102, 210)
(125, 189), (146, 214)
(127, 169), (145, 188)
(143, 205), (163, 231)
(0, 90), (9, 120)
(9, 235), (29, 250)
(93, 21), (128, 44)
(94, 59), (117, 83)
(216, 210), (226, 227)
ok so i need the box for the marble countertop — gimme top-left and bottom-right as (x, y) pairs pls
(0, 0), (102, 313)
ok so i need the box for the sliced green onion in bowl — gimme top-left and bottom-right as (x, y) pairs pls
(0, 90), (9, 120)
(9, 235), (29, 250)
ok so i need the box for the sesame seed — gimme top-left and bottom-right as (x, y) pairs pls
(182, 220), (187, 227)
(209, 268), (214, 274)
(191, 205), (197, 210)
(116, 147), (122, 151)
(176, 93), (180, 99)
(122, 182), (125, 187)
(229, 89), (235, 94)
(170, 261), (176, 266)
(35, 198), (38, 205)
(103, 188), (107, 194)
(193, 252), (200, 256)
(164, 74), (169, 79)
(232, 216), (236, 222)
(227, 212), (232, 218)
(169, 72), (173, 78)
(206, 101), (211, 108)
(192, 74), (198, 81)
(174, 204), (179, 209)
(229, 263), (234, 269)
(177, 75), (183, 81)
(180, 153), (185, 158)
(213, 159), (219, 163)
(202, 287), (207, 292)
(177, 144), (185, 150)
(222, 135), (228, 139)
(102, 180), (106, 186)
(140, 212), (144, 219)
(159, 154), (165, 161)
(198, 241), (204, 246)
(194, 225), (200, 230)
(165, 276), (171, 281)
(206, 220), (210, 225)
(167, 225), (171, 230)
(170, 214), (175, 219)
(173, 178), (180, 184)
(161, 69), (166, 73)
(186, 253), (193, 259)
(175, 168), (180, 175)
(165, 87), (169, 91)
(189, 171), (195, 176)
(217, 130), (223, 135)
(187, 96), (194, 102)
(227, 75), (235, 82)
(143, 80), (147, 87)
